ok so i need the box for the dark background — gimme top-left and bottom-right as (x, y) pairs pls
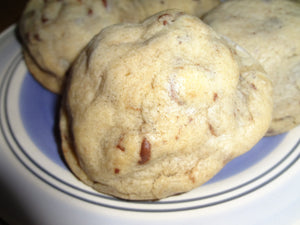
(0, 0), (27, 32)
(1, 1), (29, 224)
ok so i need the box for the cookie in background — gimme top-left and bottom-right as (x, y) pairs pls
(204, 0), (300, 136)
(18, 0), (220, 94)
(139, 0), (220, 18)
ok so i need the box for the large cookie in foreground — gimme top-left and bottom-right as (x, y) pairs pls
(203, 0), (300, 136)
(60, 10), (272, 200)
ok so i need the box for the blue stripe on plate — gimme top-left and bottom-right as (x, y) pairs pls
(1, 53), (299, 212)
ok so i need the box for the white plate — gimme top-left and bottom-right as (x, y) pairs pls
(0, 26), (299, 225)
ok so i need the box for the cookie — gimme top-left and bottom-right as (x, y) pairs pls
(139, 0), (220, 18)
(204, 0), (300, 135)
(19, 0), (220, 94)
(18, 0), (145, 93)
(60, 10), (272, 200)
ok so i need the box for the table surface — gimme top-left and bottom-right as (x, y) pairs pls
(0, 0), (27, 33)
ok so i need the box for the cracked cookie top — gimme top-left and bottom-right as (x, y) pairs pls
(60, 10), (272, 200)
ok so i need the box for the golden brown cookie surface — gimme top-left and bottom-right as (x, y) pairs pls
(60, 10), (272, 200)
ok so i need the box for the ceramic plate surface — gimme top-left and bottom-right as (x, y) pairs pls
(0, 26), (299, 225)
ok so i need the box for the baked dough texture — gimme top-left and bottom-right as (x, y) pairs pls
(139, 0), (220, 18)
(204, 0), (300, 136)
(19, 0), (220, 93)
(60, 10), (272, 200)
(19, 0), (146, 93)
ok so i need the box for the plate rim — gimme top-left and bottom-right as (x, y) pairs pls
(0, 25), (299, 215)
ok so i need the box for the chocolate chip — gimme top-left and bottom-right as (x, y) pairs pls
(87, 8), (93, 16)
(213, 93), (218, 102)
(158, 13), (175, 26)
(41, 16), (48, 23)
(116, 136), (125, 151)
(138, 138), (151, 164)
(33, 33), (41, 41)
(208, 123), (216, 136)
(251, 83), (257, 90)
(102, 0), (107, 8)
